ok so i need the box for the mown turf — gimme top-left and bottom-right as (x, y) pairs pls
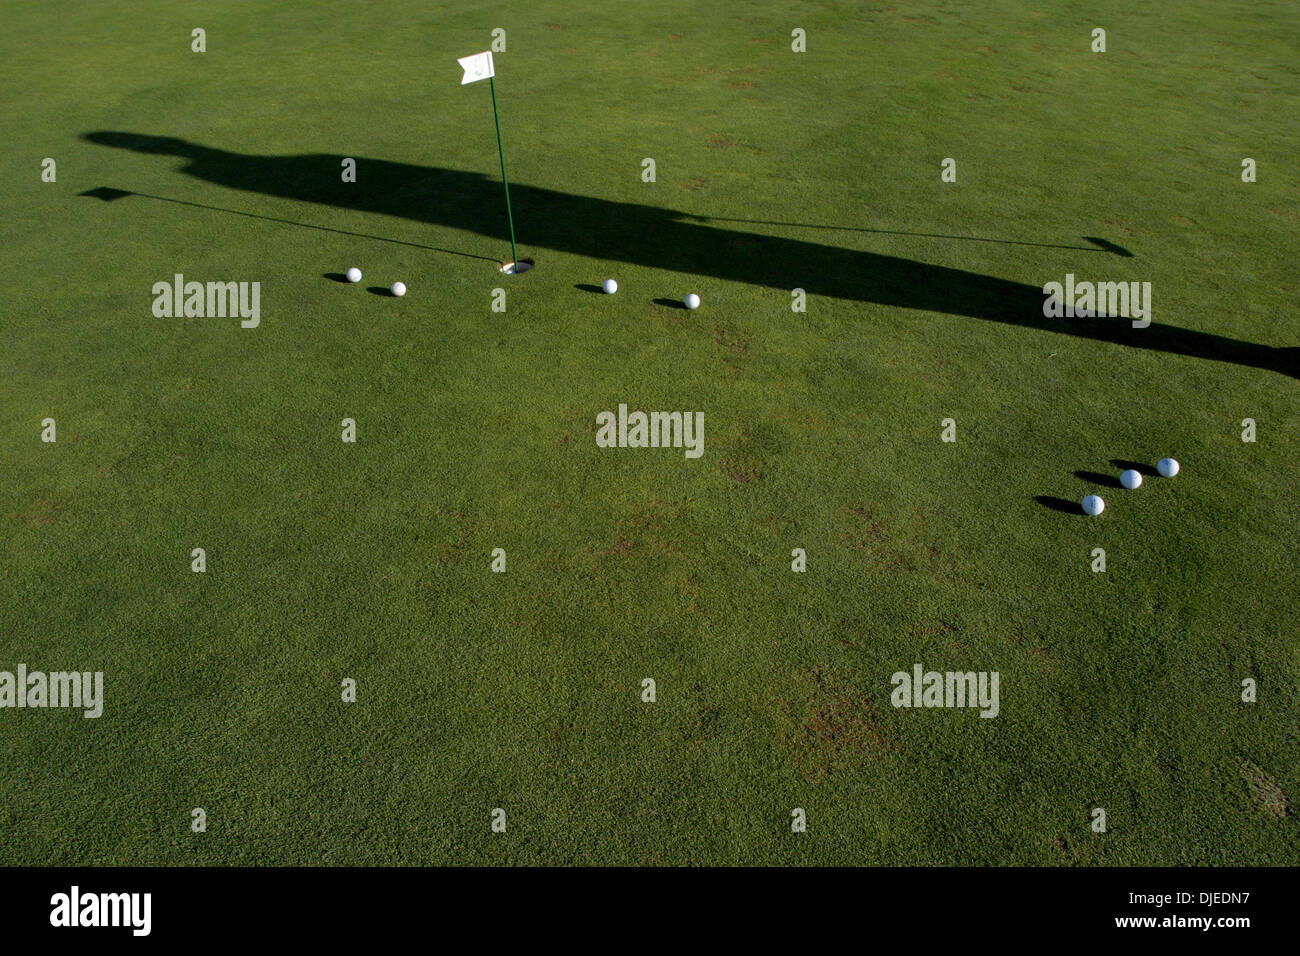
(0, 0), (1296, 865)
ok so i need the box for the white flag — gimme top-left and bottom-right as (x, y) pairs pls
(458, 50), (495, 85)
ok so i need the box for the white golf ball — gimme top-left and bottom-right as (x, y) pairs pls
(1120, 469), (1142, 489)
(1082, 494), (1105, 516)
(390, 281), (407, 297)
(684, 293), (700, 310)
(602, 279), (618, 294)
(345, 267), (362, 283)
(1157, 457), (1180, 477)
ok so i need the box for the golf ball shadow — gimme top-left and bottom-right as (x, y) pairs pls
(575, 284), (605, 294)
(1034, 495), (1082, 514)
(1110, 459), (1160, 477)
(1074, 469), (1123, 489)
(324, 272), (350, 283)
(367, 286), (396, 296)
(653, 297), (688, 309)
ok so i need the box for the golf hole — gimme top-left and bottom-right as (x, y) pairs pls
(500, 258), (534, 275)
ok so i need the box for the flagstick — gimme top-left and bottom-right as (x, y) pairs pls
(488, 74), (519, 270)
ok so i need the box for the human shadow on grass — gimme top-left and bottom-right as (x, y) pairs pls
(80, 132), (1298, 379)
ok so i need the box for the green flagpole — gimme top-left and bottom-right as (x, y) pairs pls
(488, 74), (519, 269)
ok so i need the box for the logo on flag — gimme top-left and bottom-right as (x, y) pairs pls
(458, 50), (495, 85)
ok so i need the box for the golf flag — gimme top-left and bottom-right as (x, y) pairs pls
(458, 50), (495, 85)
(458, 49), (520, 271)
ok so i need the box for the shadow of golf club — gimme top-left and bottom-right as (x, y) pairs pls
(78, 185), (500, 264)
(685, 215), (1135, 257)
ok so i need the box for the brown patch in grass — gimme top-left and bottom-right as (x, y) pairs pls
(25, 500), (61, 527)
(1053, 833), (1082, 864)
(601, 535), (635, 559)
(1242, 761), (1287, 820)
(598, 498), (693, 564)
(712, 327), (750, 354)
(846, 506), (938, 572)
(846, 506), (883, 551)
(917, 619), (955, 639)
(433, 507), (470, 563)
(835, 633), (867, 653)
(785, 672), (895, 776)
(706, 135), (760, 152)
(681, 702), (720, 741)
(1006, 630), (1046, 655)
(718, 457), (763, 482)
(680, 572), (705, 616)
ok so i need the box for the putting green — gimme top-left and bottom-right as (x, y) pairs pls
(0, 0), (1296, 865)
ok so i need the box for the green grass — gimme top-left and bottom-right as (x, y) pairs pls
(0, 0), (1296, 865)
